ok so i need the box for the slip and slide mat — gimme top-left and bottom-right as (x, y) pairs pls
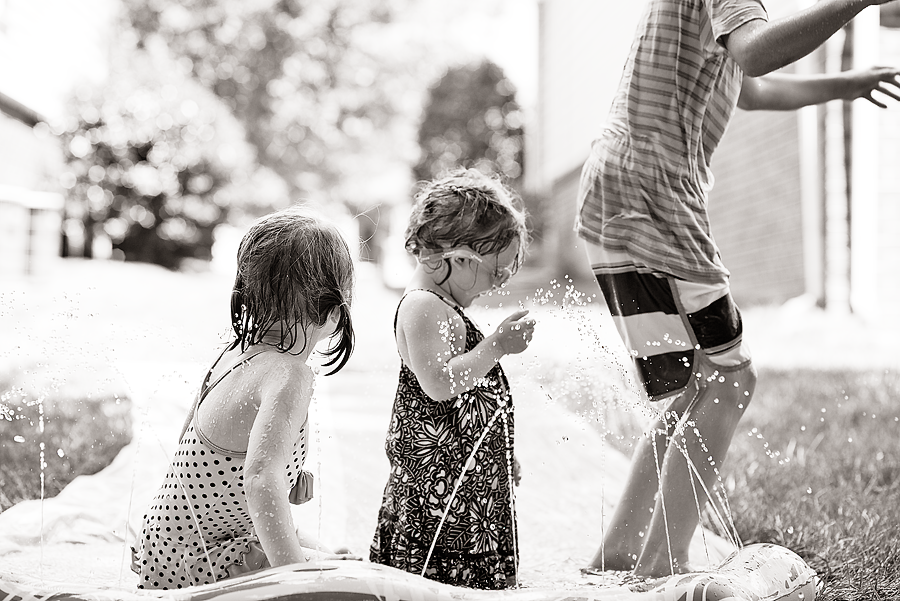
(0, 543), (814, 601)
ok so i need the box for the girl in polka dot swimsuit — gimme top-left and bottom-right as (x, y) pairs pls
(131, 207), (356, 590)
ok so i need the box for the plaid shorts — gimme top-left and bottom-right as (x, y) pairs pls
(587, 246), (751, 402)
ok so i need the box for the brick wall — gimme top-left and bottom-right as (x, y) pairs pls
(708, 109), (807, 307)
(876, 29), (900, 318)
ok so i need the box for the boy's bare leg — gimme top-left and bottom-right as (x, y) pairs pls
(589, 428), (663, 570)
(589, 392), (692, 571)
(633, 362), (756, 577)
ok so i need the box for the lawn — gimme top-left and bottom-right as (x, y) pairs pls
(0, 380), (132, 512)
(723, 368), (900, 601)
(554, 365), (900, 601)
(1, 259), (898, 601)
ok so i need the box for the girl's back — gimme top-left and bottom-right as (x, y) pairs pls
(132, 346), (311, 589)
(132, 206), (357, 590)
(195, 346), (313, 454)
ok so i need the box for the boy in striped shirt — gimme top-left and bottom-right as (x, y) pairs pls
(577, 0), (900, 578)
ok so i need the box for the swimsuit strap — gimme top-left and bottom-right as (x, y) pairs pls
(200, 347), (269, 402)
(393, 288), (464, 333)
(177, 344), (269, 444)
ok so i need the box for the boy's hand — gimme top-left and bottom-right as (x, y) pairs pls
(840, 66), (900, 108)
(494, 310), (536, 355)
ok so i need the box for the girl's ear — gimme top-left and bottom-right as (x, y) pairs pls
(325, 306), (341, 331)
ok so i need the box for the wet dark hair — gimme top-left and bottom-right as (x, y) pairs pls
(230, 205), (355, 375)
(405, 168), (528, 283)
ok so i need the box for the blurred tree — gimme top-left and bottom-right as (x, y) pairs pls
(414, 60), (524, 184)
(56, 45), (276, 269)
(413, 60), (550, 242)
(122, 0), (416, 203)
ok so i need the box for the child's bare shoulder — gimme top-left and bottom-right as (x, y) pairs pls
(257, 354), (315, 398)
(398, 289), (458, 320)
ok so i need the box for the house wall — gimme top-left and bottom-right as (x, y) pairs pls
(706, 0), (820, 309)
(0, 192), (63, 277)
(532, 1), (644, 281)
(532, 1), (644, 191)
(875, 28), (900, 317)
(707, 109), (807, 307)
(0, 111), (64, 276)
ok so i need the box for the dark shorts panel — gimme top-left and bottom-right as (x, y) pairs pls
(593, 269), (744, 401)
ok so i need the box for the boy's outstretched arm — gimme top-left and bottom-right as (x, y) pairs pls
(738, 68), (900, 110)
(725, 0), (896, 77)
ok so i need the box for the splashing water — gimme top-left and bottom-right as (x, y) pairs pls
(476, 276), (749, 576)
(421, 404), (518, 582)
(1, 262), (832, 592)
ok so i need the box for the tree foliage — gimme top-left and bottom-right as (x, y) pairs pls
(122, 0), (414, 201)
(414, 60), (524, 184)
(57, 48), (267, 269)
(56, 0), (453, 269)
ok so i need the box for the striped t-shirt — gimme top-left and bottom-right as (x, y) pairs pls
(576, 0), (768, 283)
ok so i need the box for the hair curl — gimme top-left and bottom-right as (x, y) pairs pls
(230, 205), (355, 375)
(405, 168), (528, 283)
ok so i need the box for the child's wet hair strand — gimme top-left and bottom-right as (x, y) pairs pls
(230, 206), (355, 375)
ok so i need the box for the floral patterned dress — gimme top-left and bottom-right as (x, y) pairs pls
(370, 290), (518, 589)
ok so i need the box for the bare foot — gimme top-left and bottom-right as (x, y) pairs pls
(584, 552), (637, 573)
(633, 556), (694, 578)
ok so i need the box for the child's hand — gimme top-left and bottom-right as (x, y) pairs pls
(494, 310), (536, 356)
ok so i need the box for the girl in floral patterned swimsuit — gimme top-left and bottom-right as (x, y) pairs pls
(370, 168), (535, 589)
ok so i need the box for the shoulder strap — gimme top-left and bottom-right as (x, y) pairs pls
(393, 288), (462, 333)
(176, 345), (269, 442)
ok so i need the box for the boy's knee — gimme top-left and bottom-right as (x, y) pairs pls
(698, 358), (756, 412)
(730, 360), (757, 412)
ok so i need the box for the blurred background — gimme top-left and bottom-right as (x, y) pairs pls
(2, 2), (900, 594)
(2, 0), (900, 322)
(0, 0), (540, 286)
(2, 0), (900, 501)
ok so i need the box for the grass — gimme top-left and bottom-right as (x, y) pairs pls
(556, 366), (900, 601)
(721, 368), (900, 601)
(0, 379), (132, 513)
(2, 259), (897, 599)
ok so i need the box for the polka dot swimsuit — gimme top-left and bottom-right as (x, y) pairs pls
(131, 349), (309, 590)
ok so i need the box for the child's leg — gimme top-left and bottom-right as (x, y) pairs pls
(632, 277), (756, 576)
(585, 243), (701, 570)
(590, 390), (690, 570)
(585, 243), (754, 575)
(634, 358), (756, 576)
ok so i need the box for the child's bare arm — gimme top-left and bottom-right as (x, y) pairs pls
(724, 0), (892, 78)
(738, 68), (900, 111)
(399, 293), (535, 401)
(244, 364), (313, 566)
